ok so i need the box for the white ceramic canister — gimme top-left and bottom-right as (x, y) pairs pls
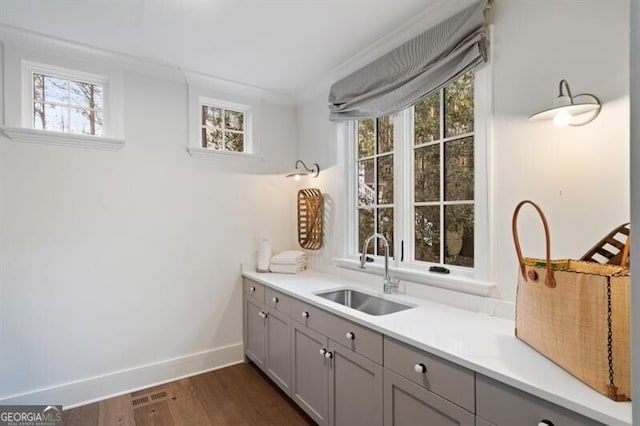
(257, 238), (271, 273)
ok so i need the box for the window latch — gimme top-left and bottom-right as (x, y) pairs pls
(360, 254), (374, 263)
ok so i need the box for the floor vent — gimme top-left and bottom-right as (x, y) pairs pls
(131, 389), (171, 408)
(131, 396), (149, 407)
(150, 391), (167, 401)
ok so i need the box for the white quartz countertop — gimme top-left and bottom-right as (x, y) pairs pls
(242, 269), (631, 426)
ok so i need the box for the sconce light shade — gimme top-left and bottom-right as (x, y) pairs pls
(285, 160), (320, 181)
(529, 79), (601, 127)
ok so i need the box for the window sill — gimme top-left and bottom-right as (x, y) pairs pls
(0, 127), (125, 151)
(333, 258), (495, 297)
(187, 147), (264, 161)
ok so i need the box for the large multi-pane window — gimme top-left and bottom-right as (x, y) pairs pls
(353, 72), (477, 270)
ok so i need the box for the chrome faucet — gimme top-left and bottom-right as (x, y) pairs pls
(359, 233), (399, 294)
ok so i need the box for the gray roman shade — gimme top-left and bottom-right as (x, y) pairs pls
(328, 0), (490, 121)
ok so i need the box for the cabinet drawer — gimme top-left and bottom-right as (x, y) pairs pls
(476, 374), (605, 426)
(243, 278), (265, 303)
(265, 287), (291, 317)
(383, 369), (474, 426)
(290, 297), (383, 364)
(291, 297), (314, 326)
(383, 337), (475, 412)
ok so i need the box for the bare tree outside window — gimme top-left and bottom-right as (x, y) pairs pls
(32, 73), (104, 136)
(201, 105), (245, 152)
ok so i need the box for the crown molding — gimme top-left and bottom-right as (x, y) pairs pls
(180, 69), (295, 107)
(0, 23), (182, 82)
(0, 24), (295, 107)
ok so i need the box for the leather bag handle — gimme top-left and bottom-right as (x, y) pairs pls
(512, 200), (556, 288)
(620, 235), (631, 267)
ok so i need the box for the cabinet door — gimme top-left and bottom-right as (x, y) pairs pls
(383, 369), (474, 426)
(328, 341), (383, 426)
(475, 417), (496, 426)
(265, 308), (291, 395)
(291, 321), (329, 426)
(244, 298), (266, 369)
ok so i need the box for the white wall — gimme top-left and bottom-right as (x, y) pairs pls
(629, 0), (639, 421)
(0, 37), (298, 404)
(297, 0), (630, 301)
(491, 0), (629, 300)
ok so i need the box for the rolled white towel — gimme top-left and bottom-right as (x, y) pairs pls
(270, 263), (306, 274)
(271, 250), (306, 265)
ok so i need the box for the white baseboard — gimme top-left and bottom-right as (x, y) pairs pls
(0, 343), (245, 409)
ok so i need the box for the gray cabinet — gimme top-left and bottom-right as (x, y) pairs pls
(265, 308), (291, 395)
(291, 321), (330, 426)
(243, 279), (291, 395)
(474, 416), (496, 426)
(476, 374), (605, 426)
(328, 340), (383, 426)
(244, 297), (266, 369)
(384, 337), (475, 412)
(265, 287), (292, 317)
(243, 279), (605, 426)
(244, 278), (265, 302)
(301, 301), (383, 364)
(383, 369), (474, 426)
(290, 320), (383, 426)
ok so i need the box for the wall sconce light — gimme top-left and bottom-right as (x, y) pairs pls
(529, 79), (602, 127)
(285, 160), (320, 181)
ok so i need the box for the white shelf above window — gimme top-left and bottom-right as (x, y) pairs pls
(0, 126), (125, 151)
(187, 146), (264, 161)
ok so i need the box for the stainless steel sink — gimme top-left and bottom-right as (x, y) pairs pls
(316, 289), (414, 316)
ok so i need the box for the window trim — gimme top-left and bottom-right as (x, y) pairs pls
(342, 64), (494, 291)
(186, 87), (262, 160)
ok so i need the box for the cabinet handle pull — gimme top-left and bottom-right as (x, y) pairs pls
(258, 312), (267, 319)
(414, 363), (427, 374)
(302, 311), (309, 318)
(272, 297), (279, 303)
(346, 332), (355, 340)
(538, 421), (554, 426)
(250, 286), (256, 292)
(319, 348), (327, 356)
(325, 351), (333, 359)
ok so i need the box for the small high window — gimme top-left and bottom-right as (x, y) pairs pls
(199, 99), (252, 154)
(201, 105), (246, 152)
(25, 63), (107, 136)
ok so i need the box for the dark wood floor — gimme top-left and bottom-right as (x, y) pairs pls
(63, 362), (315, 425)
